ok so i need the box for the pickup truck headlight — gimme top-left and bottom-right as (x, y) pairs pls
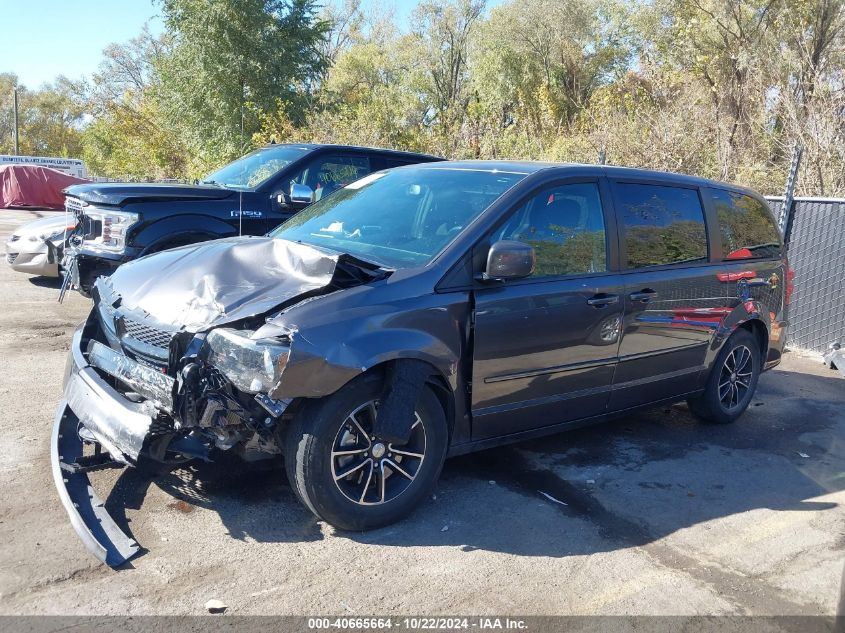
(83, 208), (139, 253)
(203, 328), (290, 394)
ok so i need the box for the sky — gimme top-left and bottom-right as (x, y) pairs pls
(5, 0), (165, 89)
(3, 0), (443, 90)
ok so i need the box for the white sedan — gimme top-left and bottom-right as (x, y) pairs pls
(5, 214), (77, 277)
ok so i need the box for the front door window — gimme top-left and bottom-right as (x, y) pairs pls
(496, 182), (607, 277)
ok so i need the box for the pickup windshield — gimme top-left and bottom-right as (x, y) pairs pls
(203, 145), (311, 190)
(270, 166), (527, 268)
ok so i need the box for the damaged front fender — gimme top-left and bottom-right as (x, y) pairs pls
(248, 290), (472, 445)
(263, 326), (460, 401)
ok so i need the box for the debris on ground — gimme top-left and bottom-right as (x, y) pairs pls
(204, 599), (227, 614)
(797, 452), (810, 458)
(539, 491), (568, 506)
(168, 500), (195, 514)
(823, 342), (845, 378)
(441, 525), (449, 532)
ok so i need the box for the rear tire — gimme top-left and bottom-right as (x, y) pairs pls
(687, 328), (761, 424)
(284, 374), (448, 530)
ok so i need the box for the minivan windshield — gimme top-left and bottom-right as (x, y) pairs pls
(270, 166), (527, 268)
(202, 145), (311, 190)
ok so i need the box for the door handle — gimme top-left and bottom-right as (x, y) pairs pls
(629, 289), (658, 303)
(586, 293), (619, 308)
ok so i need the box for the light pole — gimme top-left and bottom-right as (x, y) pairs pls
(13, 86), (19, 156)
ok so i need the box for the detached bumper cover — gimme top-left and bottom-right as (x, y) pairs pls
(51, 403), (140, 566)
(50, 325), (158, 566)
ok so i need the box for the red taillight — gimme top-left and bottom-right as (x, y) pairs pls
(785, 258), (795, 305)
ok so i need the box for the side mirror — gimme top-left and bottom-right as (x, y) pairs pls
(276, 183), (315, 210)
(480, 240), (535, 281)
(290, 183), (314, 205)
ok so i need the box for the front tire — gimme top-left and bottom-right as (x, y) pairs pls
(284, 374), (448, 530)
(687, 328), (761, 424)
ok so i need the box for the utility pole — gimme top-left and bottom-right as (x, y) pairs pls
(13, 87), (20, 156)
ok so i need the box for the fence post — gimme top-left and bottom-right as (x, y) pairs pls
(779, 143), (803, 242)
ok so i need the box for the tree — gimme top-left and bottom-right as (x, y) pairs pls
(319, 0), (366, 70)
(77, 26), (187, 179)
(465, 0), (634, 160)
(155, 0), (330, 175)
(771, 0), (845, 195)
(0, 73), (85, 158)
(5, 0), (844, 196)
(0, 73), (19, 153)
(647, 0), (780, 180)
(411, 0), (486, 154)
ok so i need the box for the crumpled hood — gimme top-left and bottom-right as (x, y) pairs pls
(105, 236), (382, 331)
(65, 182), (233, 207)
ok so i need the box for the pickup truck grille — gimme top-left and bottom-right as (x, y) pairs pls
(65, 196), (84, 220)
(64, 196), (100, 240)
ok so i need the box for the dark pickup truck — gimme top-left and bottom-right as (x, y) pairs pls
(61, 143), (441, 294)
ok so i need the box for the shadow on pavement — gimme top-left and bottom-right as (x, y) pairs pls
(27, 275), (63, 289)
(102, 361), (845, 560)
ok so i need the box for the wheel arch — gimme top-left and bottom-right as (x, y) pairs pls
(132, 215), (237, 254)
(736, 318), (769, 365)
(279, 358), (458, 444)
(702, 309), (771, 383)
(347, 359), (457, 441)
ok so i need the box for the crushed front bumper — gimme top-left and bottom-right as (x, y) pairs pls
(51, 323), (169, 566)
(60, 247), (125, 298)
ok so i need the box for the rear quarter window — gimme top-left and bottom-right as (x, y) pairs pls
(615, 183), (708, 269)
(711, 189), (782, 260)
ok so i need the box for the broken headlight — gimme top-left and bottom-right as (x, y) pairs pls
(204, 328), (290, 394)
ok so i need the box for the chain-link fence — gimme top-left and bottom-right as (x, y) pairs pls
(766, 196), (845, 352)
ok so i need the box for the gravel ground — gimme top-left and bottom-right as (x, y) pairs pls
(0, 209), (843, 616)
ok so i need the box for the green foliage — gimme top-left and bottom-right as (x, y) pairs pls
(77, 27), (187, 180)
(626, 221), (708, 269)
(0, 73), (84, 158)
(155, 0), (330, 176)
(527, 230), (607, 277)
(3, 0), (843, 195)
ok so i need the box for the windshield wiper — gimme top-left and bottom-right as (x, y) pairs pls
(200, 179), (224, 187)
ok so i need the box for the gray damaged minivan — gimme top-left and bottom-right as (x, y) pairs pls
(53, 161), (790, 565)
